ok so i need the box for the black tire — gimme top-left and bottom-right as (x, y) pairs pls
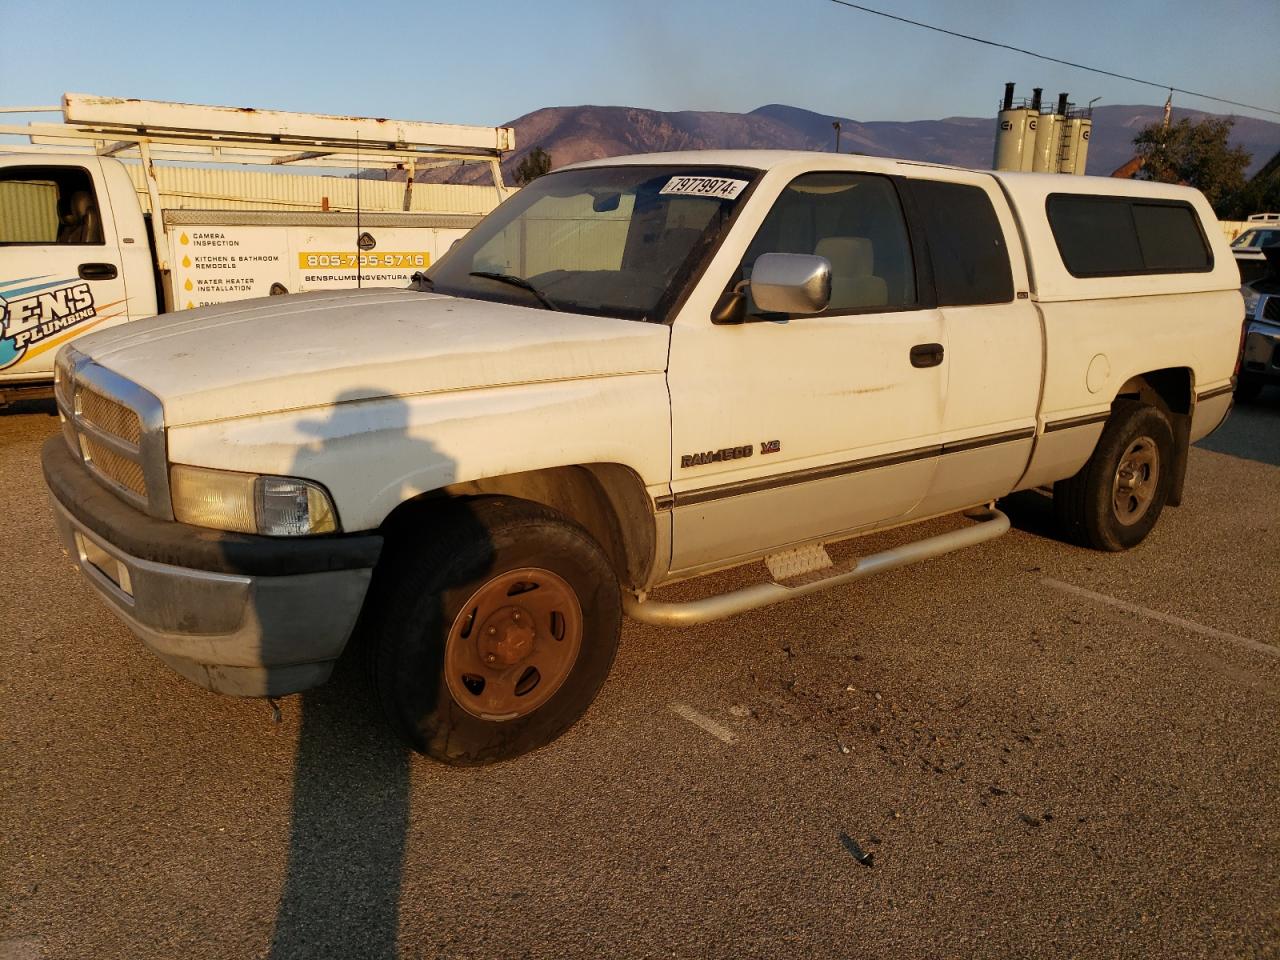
(1234, 374), (1264, 403)
(1052, 400), (1175, 552)
(364, 496), (621, 765)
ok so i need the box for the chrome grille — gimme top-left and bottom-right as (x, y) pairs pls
(56, 351), (171, 519)
(76, 385), (143, 446)
(78, 434), (147, 498)
(54, 352), (73, 409)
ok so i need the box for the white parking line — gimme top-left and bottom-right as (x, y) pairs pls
(669, 702), (738, 744)
(1041, 578), (1279, 661)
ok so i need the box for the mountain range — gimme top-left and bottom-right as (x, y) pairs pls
(427, 103), (1280, 184)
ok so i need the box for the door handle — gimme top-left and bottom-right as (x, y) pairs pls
(910, 342), (944, 368)
(78, 263), (118, 281)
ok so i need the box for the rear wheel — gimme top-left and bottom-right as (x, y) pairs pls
(1053, 400), (1175, 552)
(366, 497), (621, 765)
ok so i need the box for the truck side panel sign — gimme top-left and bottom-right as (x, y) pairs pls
(169, 226), (458, 309)
(0, 276), (123, 369)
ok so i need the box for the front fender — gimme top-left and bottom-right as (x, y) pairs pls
(164, 374), (671, 532)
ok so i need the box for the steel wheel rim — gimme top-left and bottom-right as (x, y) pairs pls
(1111, 435), (1160, 526)
(444, 567), (584, 721)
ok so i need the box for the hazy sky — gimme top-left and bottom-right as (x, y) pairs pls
(2, 0), (1277, 127)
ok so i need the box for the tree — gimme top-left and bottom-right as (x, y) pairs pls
(1224, 149), (1280, 220)
(513, 147), (552, 186)
(1132, 116), (1251, 214)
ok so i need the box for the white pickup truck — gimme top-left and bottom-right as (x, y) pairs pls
(42, 150), (1241, 764)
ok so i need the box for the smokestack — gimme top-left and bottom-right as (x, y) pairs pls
(1031, 88), (1043, 110)
(1057, 93), (1069, 116)
(1003, 82), (1015, 112)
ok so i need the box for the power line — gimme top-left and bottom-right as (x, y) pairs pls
(826, 0), (1280, 119)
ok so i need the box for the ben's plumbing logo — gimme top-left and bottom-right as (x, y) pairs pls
(0, 276), (111, 369)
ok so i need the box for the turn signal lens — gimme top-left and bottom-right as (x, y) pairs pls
(256, 476), (337, 536)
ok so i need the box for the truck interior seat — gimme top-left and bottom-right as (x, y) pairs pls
(57, 190), (102, 245)
(814, 236), (888, 308)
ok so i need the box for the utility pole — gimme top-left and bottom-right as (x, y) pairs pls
(832, 120), (842, 153)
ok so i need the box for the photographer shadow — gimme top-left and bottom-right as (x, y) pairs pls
(265, 388), (488, 960)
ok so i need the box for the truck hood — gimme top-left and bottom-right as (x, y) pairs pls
(72, 289), (671, 426)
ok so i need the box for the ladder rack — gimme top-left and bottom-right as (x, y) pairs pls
(1, 93), (512, 166)
(0, 93), (513, 211)
(1, 90), (509, 213)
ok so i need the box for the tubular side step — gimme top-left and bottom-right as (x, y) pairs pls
(624, 507), (1010, 628)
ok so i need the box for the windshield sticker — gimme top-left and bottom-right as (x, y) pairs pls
(659, 176), (749, 200)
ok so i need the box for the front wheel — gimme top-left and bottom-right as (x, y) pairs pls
(366, 497), (621, 765)
(1053, 400), (1175, 552)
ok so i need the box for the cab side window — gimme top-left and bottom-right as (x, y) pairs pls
(0, 166), (103, 246)
(741, 172), (916, 314)
(909, 180), (1014, 305)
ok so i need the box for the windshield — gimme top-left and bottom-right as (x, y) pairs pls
(1232, 228), (1280, 248)
(425, 165), (757, 322)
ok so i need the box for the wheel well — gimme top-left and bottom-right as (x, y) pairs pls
(1115, 367), (1192, 417)
(380, 464), (657, 590)
(1114, 367), (1192, 506)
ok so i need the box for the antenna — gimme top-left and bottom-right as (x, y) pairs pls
(355, 130), (362, 289)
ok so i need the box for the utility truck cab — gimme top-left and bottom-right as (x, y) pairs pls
(42, 150), (1241, 765)
(0, 93), (512, 401)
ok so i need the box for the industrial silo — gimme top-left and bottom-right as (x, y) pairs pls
(1060, 116), (1092, 175)
(1029, 89), (1060, 172)
(1031, 111), (1061, 172)
(1018, 88), (1042, 171)
(993, 83), (1037, 172)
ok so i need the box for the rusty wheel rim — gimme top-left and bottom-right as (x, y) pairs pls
(1111, 435), (1160, 526)
(444, 567), (584, 721)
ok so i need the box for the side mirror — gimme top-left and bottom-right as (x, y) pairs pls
(748, 253), (832, 316)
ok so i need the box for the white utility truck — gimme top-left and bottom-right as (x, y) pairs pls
(42, 151), (1241, 765)
(0, 94), (512, 402)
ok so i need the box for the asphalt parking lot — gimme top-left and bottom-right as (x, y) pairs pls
(2, 393), (1278, 960)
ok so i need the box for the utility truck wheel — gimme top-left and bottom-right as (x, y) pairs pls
(1053, 400), (1174, 552)
(368, 497), (621, 765)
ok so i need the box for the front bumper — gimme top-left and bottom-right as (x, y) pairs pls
(43, 436), (382, 697)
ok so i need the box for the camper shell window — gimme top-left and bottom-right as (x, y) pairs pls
(1046, 194), (1211, 278)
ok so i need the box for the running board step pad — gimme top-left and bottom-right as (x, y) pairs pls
(624, 507), (1010, 628)
(764, 543), (833, 582)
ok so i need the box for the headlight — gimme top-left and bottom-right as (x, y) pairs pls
(1242, 288), (1260, 318)
(170, 464), (338, 535)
